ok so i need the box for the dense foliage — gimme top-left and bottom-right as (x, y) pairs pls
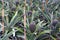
(0, 0), (60, 40)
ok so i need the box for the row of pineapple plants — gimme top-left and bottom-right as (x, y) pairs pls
(0, 0), (60, 40)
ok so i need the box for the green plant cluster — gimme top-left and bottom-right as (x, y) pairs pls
(0, 0), (60, 40)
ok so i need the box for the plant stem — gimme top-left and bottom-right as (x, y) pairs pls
(46, 0), (48, 4)
(2, 0), (4, 33)
(42, 0), (45, 12)
(30, 0), (32, 6)
(24, 0), (26, 40)
(6, 16), (9, 24)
